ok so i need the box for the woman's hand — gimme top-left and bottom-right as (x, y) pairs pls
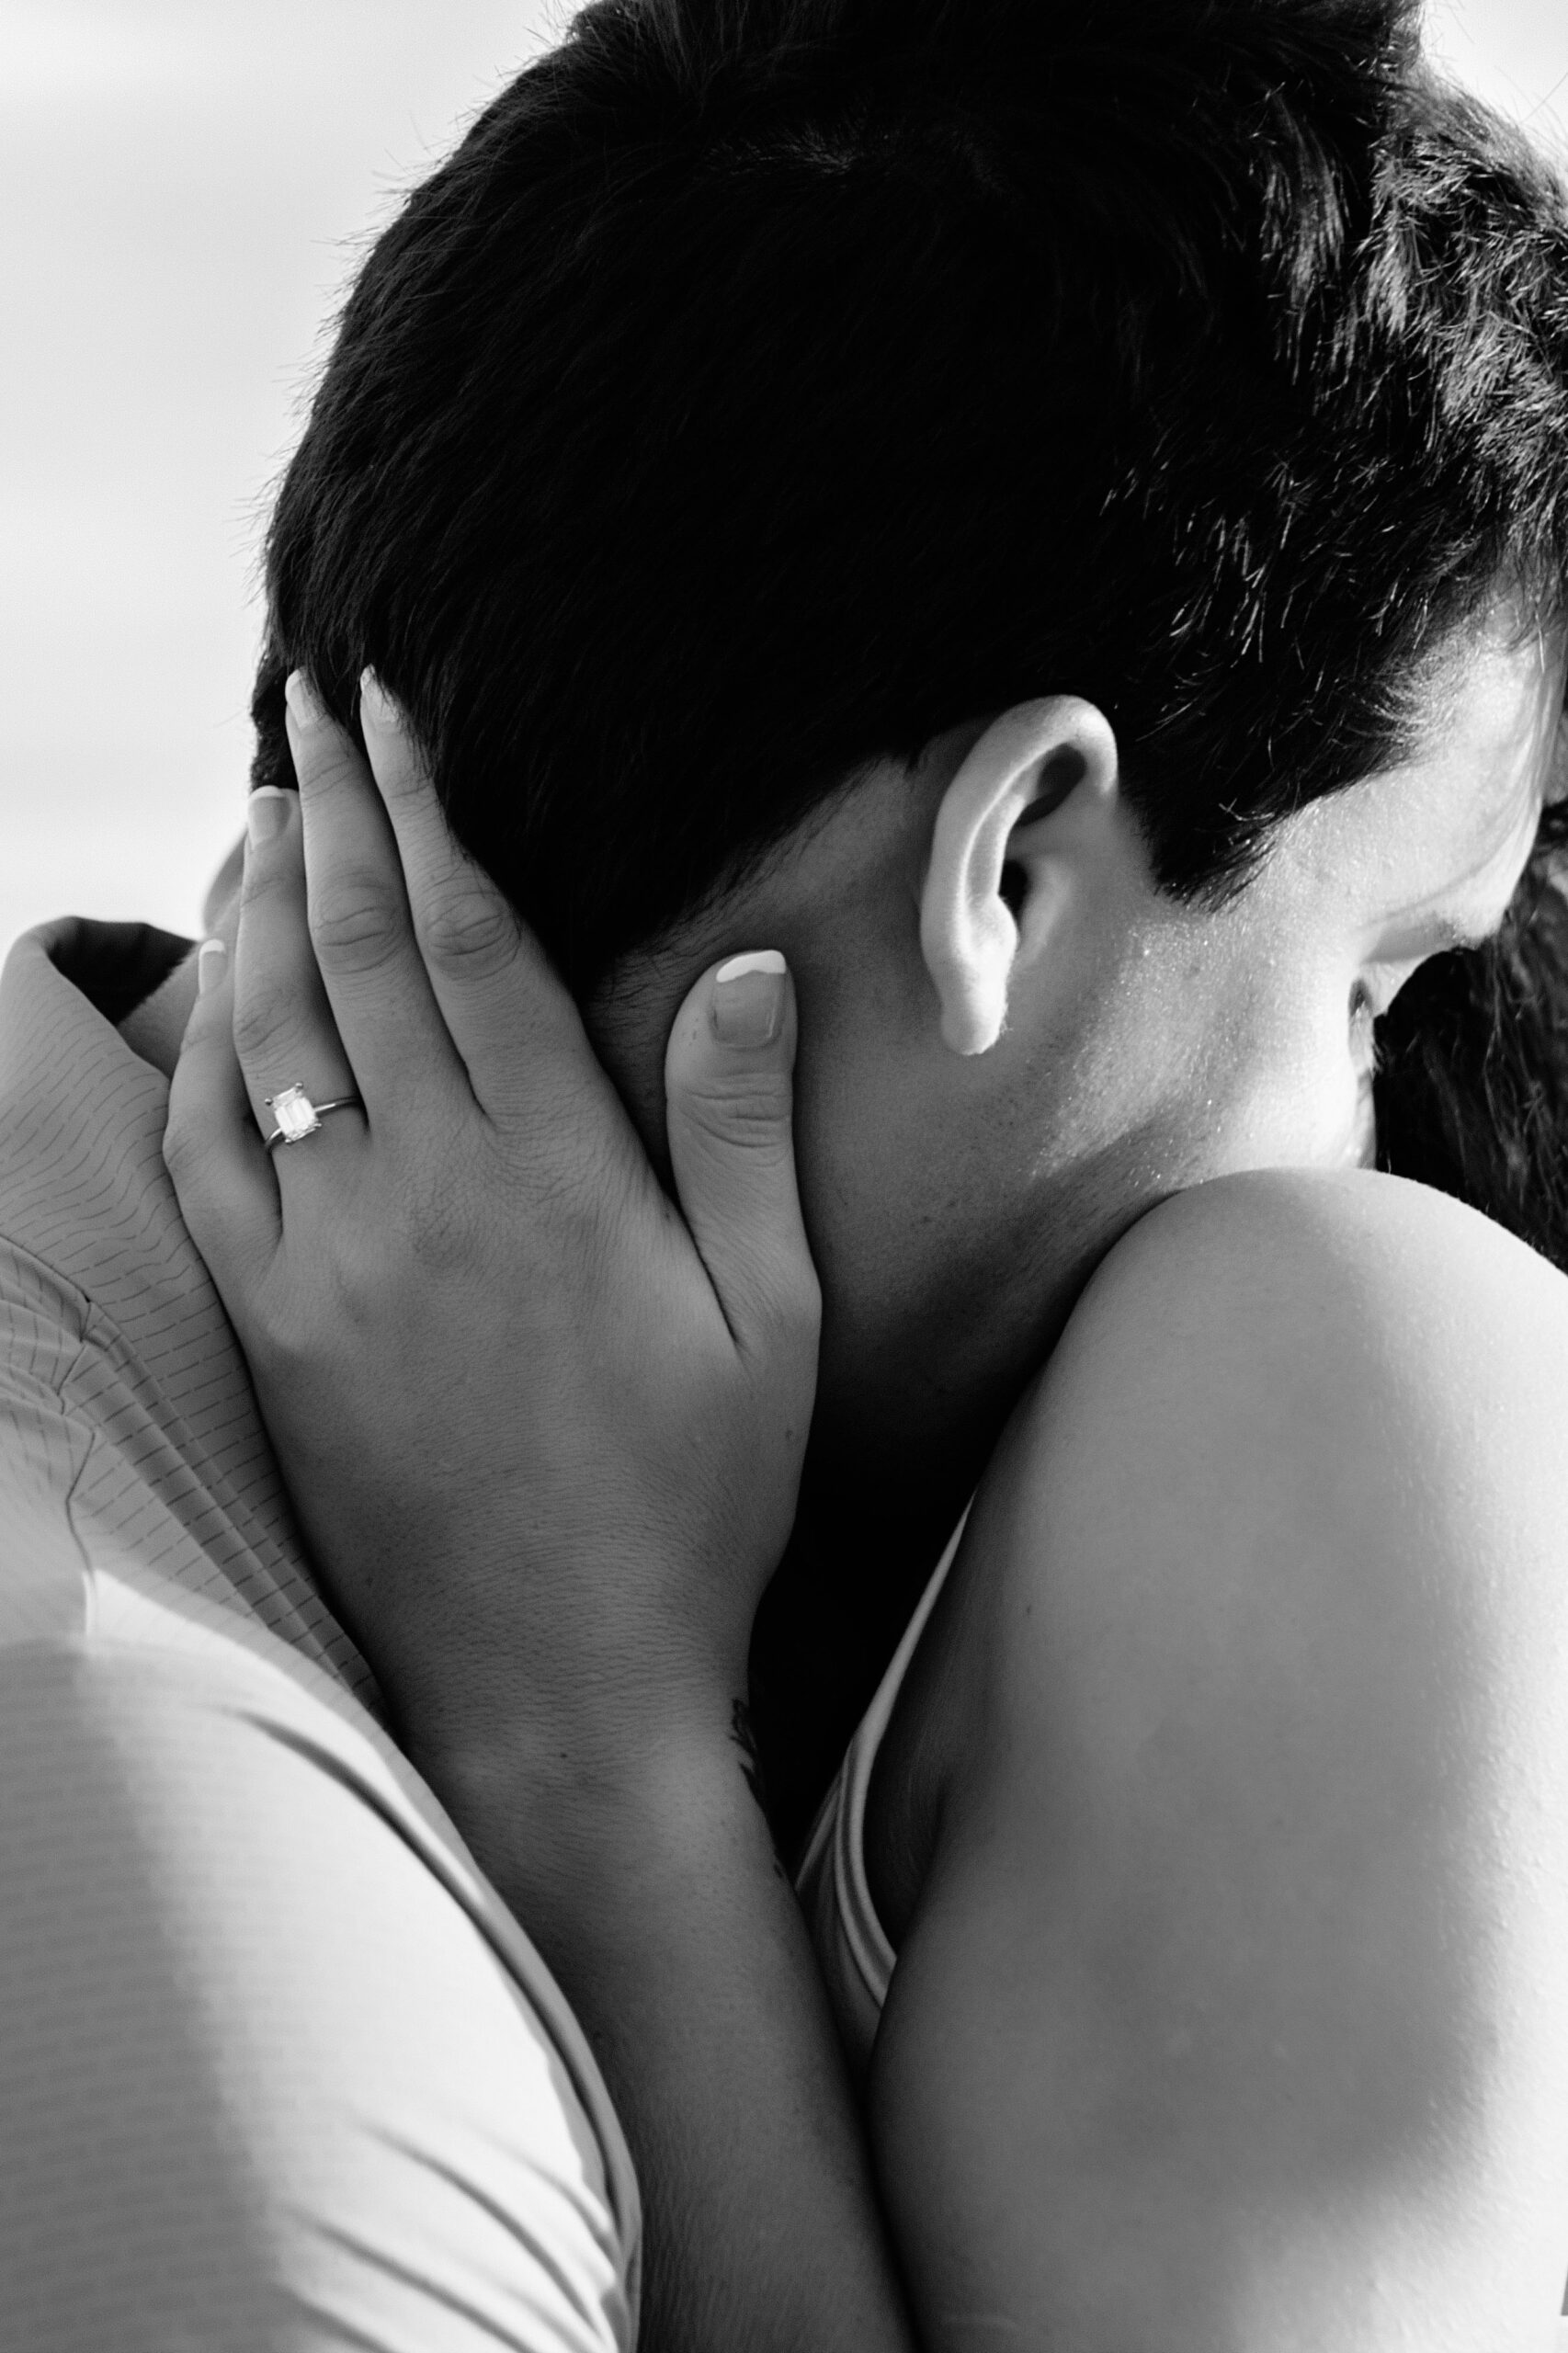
(165, 672), (821, 1786)
(165, 675), (915, 2353)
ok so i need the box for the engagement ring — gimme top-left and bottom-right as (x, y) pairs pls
(263, 1084), (364, 1150)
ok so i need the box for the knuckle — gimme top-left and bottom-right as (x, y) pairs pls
(309, 872), (405, 975)
(684, 1066), (794, 1146)
(244, 1292), (308, 1380)
(417, 887), (517, 978)
(292, 733), (358, 804)
(372, 742), (427, 804)
(247, 1251), (363, 1373)
(238, 844), (292, 916)
(231, 974), (314, 1070)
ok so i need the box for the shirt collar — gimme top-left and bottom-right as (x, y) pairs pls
(0, 916), (203, 1336)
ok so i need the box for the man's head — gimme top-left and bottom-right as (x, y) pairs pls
(254, 0), (1568, 1468)
(592, 605), (1566, 1487)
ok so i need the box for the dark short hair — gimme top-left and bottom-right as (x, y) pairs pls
(254, 0), (1568, 1255)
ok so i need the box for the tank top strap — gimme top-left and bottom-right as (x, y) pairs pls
(795, 1503), (971, 2071)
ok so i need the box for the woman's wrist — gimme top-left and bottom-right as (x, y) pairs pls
(403, 1665), (761, 1871)
(415, 1695), (779, 2014)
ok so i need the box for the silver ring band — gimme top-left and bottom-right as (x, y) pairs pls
(263, 1084), (365, 1151)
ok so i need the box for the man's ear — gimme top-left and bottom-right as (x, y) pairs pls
(920, 697), (1120, 1055)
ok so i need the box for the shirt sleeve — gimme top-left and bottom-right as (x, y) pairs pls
(0, 1635), (639, 2353)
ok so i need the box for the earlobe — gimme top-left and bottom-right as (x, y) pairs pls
(919, 697), (1119, 1056)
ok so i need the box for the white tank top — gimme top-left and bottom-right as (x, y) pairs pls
(793, 1507), (970, 2078)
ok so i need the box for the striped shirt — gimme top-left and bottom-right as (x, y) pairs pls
(0, 918), (641, 2352)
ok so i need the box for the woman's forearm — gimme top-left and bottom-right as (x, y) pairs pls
(426, 1717), (917, 2353)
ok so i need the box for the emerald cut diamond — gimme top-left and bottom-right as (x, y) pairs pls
(267, 1085), (321, 1143)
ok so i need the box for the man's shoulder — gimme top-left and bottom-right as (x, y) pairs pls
(0, 1233), (101, 1644)
(0, 1227), (94, 1394)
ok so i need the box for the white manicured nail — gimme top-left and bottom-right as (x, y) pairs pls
(246, 787), (293, 848)
(712, 949), (788, 1047)
(284, 670), (323, 727)
(359, 670), (402, 731)
(714, 949), (787, 983)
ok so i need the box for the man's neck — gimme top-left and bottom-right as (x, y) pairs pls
(751, 1428), (989, 1859)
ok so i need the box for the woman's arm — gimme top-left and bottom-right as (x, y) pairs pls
(870, 1167), (1568, 2351)
(167, 678), (915, 2353)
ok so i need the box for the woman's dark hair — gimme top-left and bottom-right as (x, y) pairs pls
(254, 0), (1568, 1256)
(1377, 851), (1568, 1266)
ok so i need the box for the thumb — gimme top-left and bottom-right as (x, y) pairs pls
(664, 950), (822, 1370)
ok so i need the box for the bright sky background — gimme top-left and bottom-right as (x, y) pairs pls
(3, 0), (1566, 958)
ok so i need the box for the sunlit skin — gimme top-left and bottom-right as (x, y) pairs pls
(854, 602), (1568, 1948)
(585, 600), (1568, 1824)
(597, 605), (1564, 1426)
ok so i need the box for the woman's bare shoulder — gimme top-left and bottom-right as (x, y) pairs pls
(874, 1167), (1568, 1935)
(919, 1167), (1568, 1794)
(871, 1169), (1568, 2353)
(1014, 1165), (1568, 1503)
(1072, 1163), (1567, 1377)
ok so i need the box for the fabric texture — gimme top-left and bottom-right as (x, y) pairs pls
(794, 1506), (969, 2081)
(0, 920), (641, 2353)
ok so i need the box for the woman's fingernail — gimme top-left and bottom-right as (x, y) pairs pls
(197, 938), (227, 997)
(246, 786), (293, 848)
(284, 670), (322, 727)
(360, 670), (402, 731)
(712, 949), (788, 1047)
